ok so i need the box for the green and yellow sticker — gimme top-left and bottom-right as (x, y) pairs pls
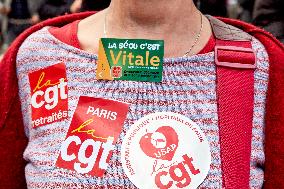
(97, 38), (164, 82)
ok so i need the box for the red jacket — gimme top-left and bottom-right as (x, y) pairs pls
(0, 12), (283, 189)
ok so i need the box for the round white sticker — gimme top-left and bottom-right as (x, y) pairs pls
(121, 112), (211, 189)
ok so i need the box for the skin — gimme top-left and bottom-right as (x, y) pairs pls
(77, 0), (212, 57)
(70, 0), (82, 13)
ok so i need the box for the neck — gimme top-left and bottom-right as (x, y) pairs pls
(107, 0), (200, 39)
(78, 0), (212, 57)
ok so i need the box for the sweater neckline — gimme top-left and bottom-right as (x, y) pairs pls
(47, 22), (215, 64)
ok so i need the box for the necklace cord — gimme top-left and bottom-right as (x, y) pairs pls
(104, 10), (203, 57)
(183, 12), (203, 57)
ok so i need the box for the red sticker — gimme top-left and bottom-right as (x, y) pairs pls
(29, 63), (68, 128)
(140, 126), (178, 161)
(56, 97), (129, 177)
(111, 66), (122, 78)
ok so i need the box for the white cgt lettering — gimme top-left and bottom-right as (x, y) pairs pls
(31, 90), (44, 108)
(31, 78), (67, 110)
(60, 135), (114, 174)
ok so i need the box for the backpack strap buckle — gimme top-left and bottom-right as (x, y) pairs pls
(215, 45), (256, 69)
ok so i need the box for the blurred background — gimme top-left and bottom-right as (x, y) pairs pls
(0, 0), (282, 56)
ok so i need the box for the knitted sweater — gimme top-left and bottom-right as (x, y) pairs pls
(15, 23), (269, 188)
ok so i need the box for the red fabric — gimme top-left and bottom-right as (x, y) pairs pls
(0, 12), (96, 189)
(217, 50), (255, 65)
(49, 20), (81, 49)
(0, 12), (283, 189)
(216, 40), (255, 188)
(216, 40), (255, 66)
(199, 35), (215, 54)
(49, 20), (216, 54)
(218, 17), (284, 189)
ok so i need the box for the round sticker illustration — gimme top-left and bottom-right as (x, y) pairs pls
(121, 112), (211, 189)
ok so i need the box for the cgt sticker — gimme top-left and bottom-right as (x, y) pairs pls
(29, 63), (68, 128)
(121, 112), (211, 189)
(56, 97), (129, 177)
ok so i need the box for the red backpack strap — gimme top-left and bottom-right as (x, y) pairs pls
(207, 16), (256, 189)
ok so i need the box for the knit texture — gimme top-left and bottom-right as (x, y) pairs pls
(16, 27), (269, 188)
